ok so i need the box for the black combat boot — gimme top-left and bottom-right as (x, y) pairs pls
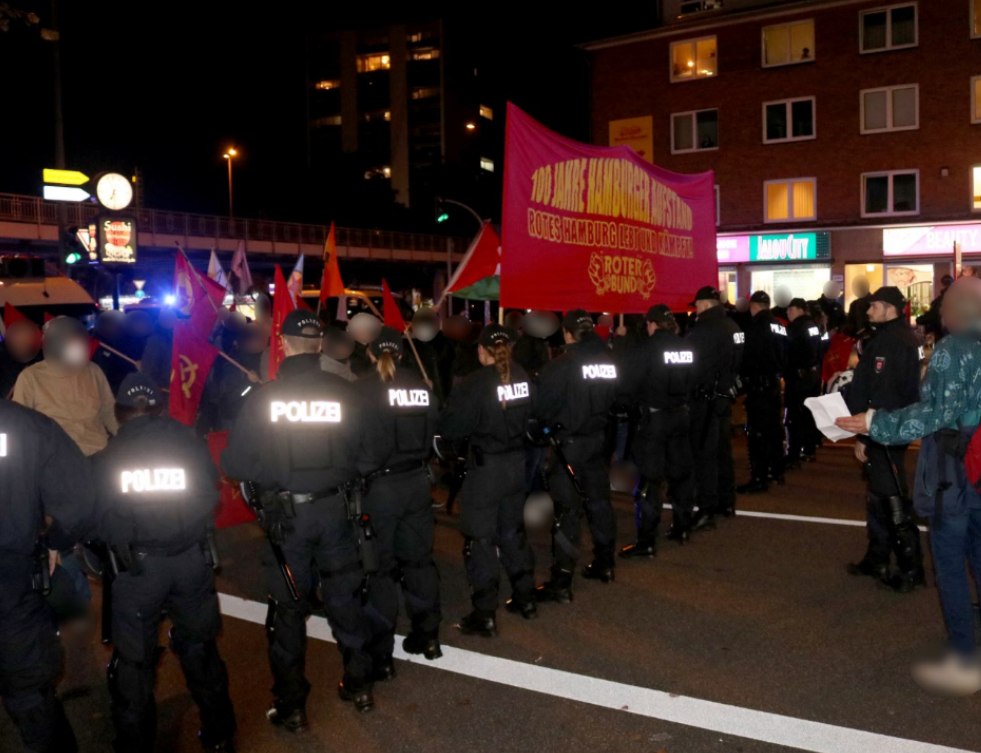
(736, 478), (768, 494)
(506, 596), (540, 618)
(618, 541), (657, 559)
(692, 511), (717, 531)
(582, 551), (615, 583)
(456, 610), (497, 637)
(402, 632), (442, 661)
(880, 566), (927, 594)
(666, 526), (690, 544)
(845, 557), (888, 580)
(535, 569), (573, 603)
(372, 658), (397, 682)
(337, 679), (374, 713)
(266, 706), (308, 733)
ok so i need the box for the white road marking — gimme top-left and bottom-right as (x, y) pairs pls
(664, 505), (930, 533)
(218, 593), (971, 753)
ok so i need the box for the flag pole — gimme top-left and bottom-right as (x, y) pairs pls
(216, 351), (261, 382)
(93, 340), (139, 368)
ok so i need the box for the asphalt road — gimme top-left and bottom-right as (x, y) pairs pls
(3, 436), (981, 753)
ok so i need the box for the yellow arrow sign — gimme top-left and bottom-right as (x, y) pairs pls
(43, 168), (89, 186)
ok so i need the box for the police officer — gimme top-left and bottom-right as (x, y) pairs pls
(737, 291), (788, 494)
(534, 310), (619, 603)
(440, 324), (536, 635)
(357, 326), (443, 672)
(686, 287), (743, 529)
(93, 373), (236, 752)
(223, 309), (374, 728)
(784, 298), (823, 468)
(842, 286), (924, 592)
(0, 400), (95, 753)
(619, 304), (695, 556)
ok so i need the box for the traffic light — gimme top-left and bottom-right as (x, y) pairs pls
(62, 226), (85, 265)
(65, 252), (81, 264)
(435, 196), (449, 224)
(437, 212), (449, 224)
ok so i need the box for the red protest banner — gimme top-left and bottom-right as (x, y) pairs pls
(169, 322), (219, 426)
(207, 430), (256, 529)
(381, 279), (406, 332)
(502, 103), (717, 312)
(174, 252), (226, 337)
(268, 266), (295, 381)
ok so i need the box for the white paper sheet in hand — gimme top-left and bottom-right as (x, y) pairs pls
(804, 392), (857, 442)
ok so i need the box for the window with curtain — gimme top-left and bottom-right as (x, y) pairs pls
(862, 171), (919, 216)
(764, 98), (815, 143)
(764, 178), (816, 222)
(670, 37), (717, 81)
(861, 85), (918, 133)
(671, 109), (719, 153)
(974, 0), (981, 37)
(762, 20), (815, 67)
(973, 166), (981, 210)
(861, 4), (917, 52)
(973, 77), (981, 124)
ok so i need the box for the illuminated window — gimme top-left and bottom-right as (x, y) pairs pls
(860, 4), (917, 53)
(357, 53), (391, 73)
(671, 109), (718, 153)
(762, 20), (814, 67)
(973, 166), (981, 210)
(412, 86), (440, 100)
(311, 115), (341, 127)
(363, 110), (391, 123)
(764, 178), (816, 222)
(670, 36), (717, 82)
(974, 0), (981, 37)
(973, 76), (981, 124)
(364, 166), (392, 180)
(479, 104), (493, 120)
(480, 157), (494, 172)
(862, 170), (919, 217)
(313, 79), (340, 90)
(861, 84), (918, 133)
(763, 97), (815, 143)
(410, 48), (440, 61)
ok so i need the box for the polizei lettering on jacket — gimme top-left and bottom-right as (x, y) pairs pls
(497, 382), (530, 402)
(270, 401), (342, 423)
(808, 327), (820, 337)
(582, 364), (617, 380)
(389, 389), (430, 407)
(121, 468), (187, 494)
(770, 323), (788, 336)
(663, 350), (694, 365)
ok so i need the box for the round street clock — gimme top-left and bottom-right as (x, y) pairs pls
(96, 172), (134, 211)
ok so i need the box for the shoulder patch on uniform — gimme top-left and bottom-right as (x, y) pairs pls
(733, 332), (745, 344)
(875, 356), (886, 373)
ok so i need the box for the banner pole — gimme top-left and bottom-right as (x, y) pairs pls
(403, 325), (431, 385)
(92, 340), (139, 368)
(216, 350), (260, 382)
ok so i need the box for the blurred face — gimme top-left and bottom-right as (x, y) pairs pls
(348, 313), (381, 345)
(59, 335), (91, 371)
(4, 323), (41, 362)
(787, 306), (805, 322)
(749, 302), (765, 316)
(694, 300), (714, 315)
(868, 300), (896, 324)
(852, 277), (870, 298)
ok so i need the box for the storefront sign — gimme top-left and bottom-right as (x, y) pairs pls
(883, 224), (981, 257)
(608, 116), (654, 163)
(717, 232), (830, 263)
(97, 216), (138, 264)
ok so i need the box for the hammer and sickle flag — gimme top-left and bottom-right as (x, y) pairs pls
(173, 252), (227, 338)
(169, 321), (220, 426)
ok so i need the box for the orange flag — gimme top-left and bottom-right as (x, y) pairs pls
(318, 223), (346, 305)
(169, 321), (220, 426)
(269, 266), (296, 381)
(381, 279), (406, 332)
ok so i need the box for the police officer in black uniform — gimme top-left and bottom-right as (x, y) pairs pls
(440, 324), (536, 636)
(93, 373), (236, 752)
(784, 298), (823, 468)
(534, 310), (619, 603)
(357, 326), (443, 671)
(223, 310), (375, 729)
(0, 400), (95, 753)
(619, 304), (695, 556)
(686, 287), (743, 529)
(737, 291), (788, 494)
(842, 286), (925, 592)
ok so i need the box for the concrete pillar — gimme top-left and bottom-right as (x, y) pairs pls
(389, 24), (410, 207)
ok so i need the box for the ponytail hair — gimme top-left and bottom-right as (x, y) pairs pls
(376, 349), (397, 383)
(492, 339), (512, 386)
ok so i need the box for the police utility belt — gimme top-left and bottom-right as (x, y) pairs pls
(286, 484), (351, 506)
(645, 403), (687, 414)
(109, 536), (218, 576)
(366, 459), (429, 483)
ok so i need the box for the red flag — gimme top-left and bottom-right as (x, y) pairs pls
(169, 322), (220, 426)
(381, 280), (405, 332)
(295, 295), (313, 312)
(207, 431), (257, 529)
(174, 252), (226, 337)
(318, 223), (346, 305)
(88, 337), (101, 360)
(43, 312), (55, 325)
(445, 223), (501, 294)
(2, 302), (30, 328)
(269, 266), (296, 381)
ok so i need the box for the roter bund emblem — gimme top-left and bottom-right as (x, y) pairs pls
(176, 270), (195, 316)
(587, 252), (656, 299)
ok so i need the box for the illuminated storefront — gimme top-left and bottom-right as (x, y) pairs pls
(717, 231), (831, 301)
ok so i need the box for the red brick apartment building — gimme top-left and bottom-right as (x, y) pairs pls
(584, 0), (981, 313)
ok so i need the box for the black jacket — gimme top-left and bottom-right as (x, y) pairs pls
(786, 315), (823, 377)
(740, 310), (787, 387)
(0, 400), (95, 556)
(686, 304), (743, 395)
(222, 353), (363, 493)
(0, 342), (39, 399)
(536, 335), (617, 437)
(439, 362), (534, 455)
(619, 330), (694, 410)
(93, 415), (218, 552)
(844, 318), (922, 413)
(356, 368), (438, 475)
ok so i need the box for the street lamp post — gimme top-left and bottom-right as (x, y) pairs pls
(223, 147), (237, 218)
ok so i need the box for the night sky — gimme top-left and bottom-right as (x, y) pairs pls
(0, 3), (652, 228)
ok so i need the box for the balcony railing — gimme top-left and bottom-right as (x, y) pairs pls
(0, 193), (467, 255)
